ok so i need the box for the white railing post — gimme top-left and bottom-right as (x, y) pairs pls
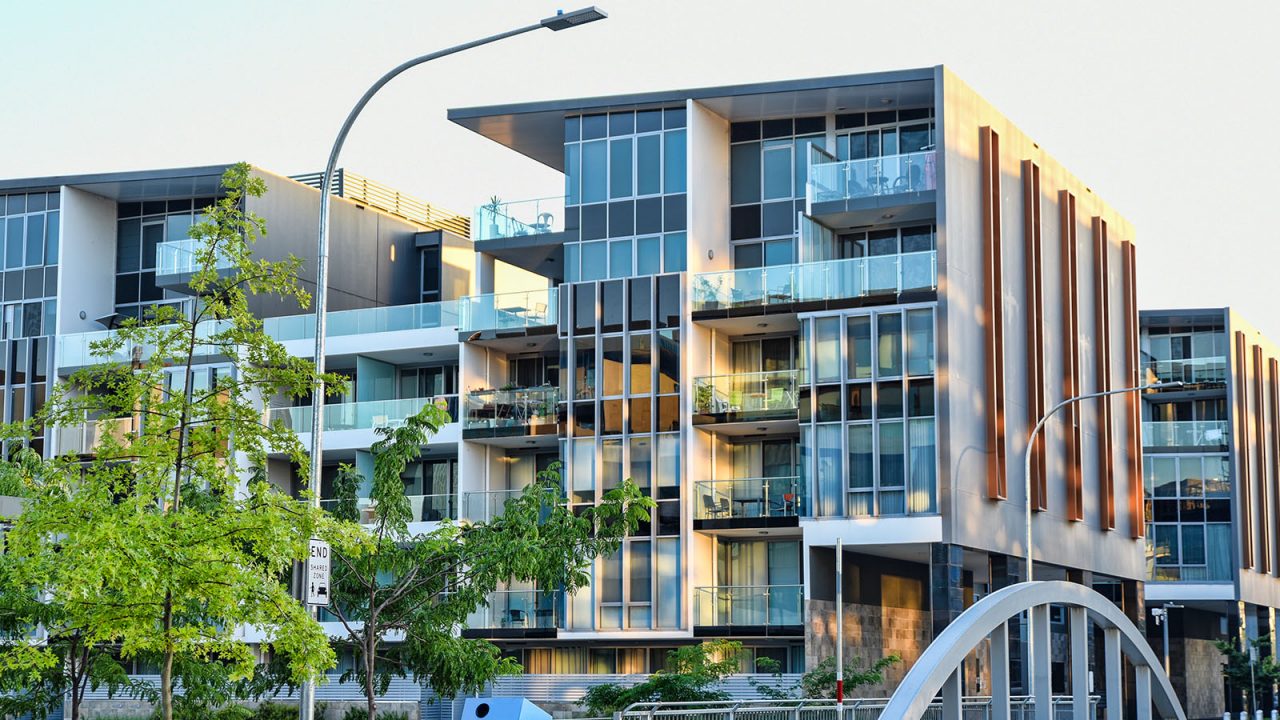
(1104, 627), (1122, 720)
(1031, 604), (1051, 720)
(1070, 606), (1089, 718)
(991, 620), (1011, 720)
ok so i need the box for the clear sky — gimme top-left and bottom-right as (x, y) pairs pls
(2, 1), (1277, 337)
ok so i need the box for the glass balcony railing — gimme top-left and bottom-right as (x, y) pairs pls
(319, 493), (457, 522)
(466, 590), (561, 630)
(474, 196), (565, 242)
(56, 416), (139, 455)
(458, 289), (558, 333)
(694, 585), (803, 627)
(264, 300), (460, 341)
(57, 321), (231, 368)
(463, 387), (561, 430)
(463, 488), (524, 522)
(1143, 356), (1227, 385)
(1142, 420), (1229, 447)
(695, 476), (804, 520)
(691, 252), (936, 312)
(268, 396), (456, 434)
(807, 150), (937, 205)
(156, 238), (233, 277)
(694, 370), (799, 417)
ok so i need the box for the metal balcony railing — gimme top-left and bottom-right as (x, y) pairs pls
(693, 584), (803, 627)
(694, 370), (799, 417)
(807, 149), (938, 205)
(691, 252), (936, 312)
(458, 289), (558, 333)
(695, 476), (803, 519)
(463, 387), (560, 430)
(268, 396), (456, 434)
(466, 590), (561, 630)
(264, 300), (460, 341)
(1141, 419), (1228, 447)
(474, 196), (565, 242)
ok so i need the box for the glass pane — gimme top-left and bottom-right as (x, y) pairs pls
(731, 142), (762, 205)
(908, 418), (937, 513)
(610, 138), (633, 199)
(635, 236), (660, 276)
(663, 130), (686, 193)
(847, 316), (872, 379)
(878, 313), (903, 376)
(602, 336), (624, 396)
(630, 436), (652, 490)
(906, 309), (934, 376)
(879, 421), (905, 490)
(630, 333), (652, 394)
(609, 239), (633, 278)
(24, 215), (44, 268)
(629, 541), (652, 603)
(848, 424), (873, 490)
(816, 424), (843, 517)
(637, 135), (661, 196)
(1150, 457), (1178, 497)
(815, 316), (841, 383)
(565, 143), (581, 205)
(663, 233), (686, 273)
(582, 140), (607, 204)
(763, 142), (792, 200)
(602, 438), (623, 489)
(580, 241), (607, 281)
(657, 432), (680, 489)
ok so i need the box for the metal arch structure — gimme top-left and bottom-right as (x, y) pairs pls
(879, 581), (1186, 720)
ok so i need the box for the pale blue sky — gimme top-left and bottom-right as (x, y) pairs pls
(2, 0), (1277, 336)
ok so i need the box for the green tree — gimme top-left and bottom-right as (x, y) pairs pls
(327, 411), (652, 720)
(1216, 636), (1280, 712)
(0, 163), (350, 720)
(580, 640), (743, 715)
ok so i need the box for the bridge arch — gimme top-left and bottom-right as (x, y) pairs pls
(880, 580), (1185, 720)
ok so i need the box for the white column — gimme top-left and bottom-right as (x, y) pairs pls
(1104, 627), (1122, 720)
(991, 619), (1011, 720)
(942, 668), (962, 720)
(1032, 604), (1051, 720)
(1070, 606), (1089, 717)
(1135, 664), (1152, 720)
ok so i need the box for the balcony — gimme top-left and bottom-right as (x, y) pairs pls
(264, 300), (460, 342)
(694, 477), (803, 531)
(154, 239), (235, 292)
(1143, 356), (1227, 386)
(475, 197), (565, 242)
(463, 589), (561, 639)
(268, 396), (456, 435)
(693, 585), (803, 636)
(462, 387), (562, 443)
(691, 252), (936, 318)
(57, 322), (231, 371)
(462, 488), (523, 523)
(56, 416), (139, 456)
(806, 150), (937, 226)
(458, 289), (558, 337)
(320, 493), (457, 523)
(1142, 420), (1229, 449)
(693, 370), (799, 426)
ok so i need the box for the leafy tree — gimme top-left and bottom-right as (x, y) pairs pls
(0, 163), (350, 720)
(1216, 636), (1280, 711)
(749, 652), (901, 701)
(580, 640), (743, 715)
(327, 410), (652, 720)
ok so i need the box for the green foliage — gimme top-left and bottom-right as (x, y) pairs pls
(328, 414), (652, 720)
(247, 702), (297, 720)
(0, 164), (353, 720)
(340, 708), (408, 720)
(1216, 636), (1280, 708)
(580, 640), (742, 715)
(748, 653), (901, 701)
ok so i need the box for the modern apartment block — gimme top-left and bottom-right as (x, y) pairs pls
(1, 64), (1167, 713)
(1140, 308), (1280, 717)
(443, 64), (1147, 699)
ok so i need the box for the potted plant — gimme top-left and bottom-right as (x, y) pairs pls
(485, 195), (503, 238)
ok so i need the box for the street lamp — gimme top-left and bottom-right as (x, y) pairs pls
(1022, 380), (1182, 579)
(300, 9), (607, 720)
(1151, 603), (1183, 675)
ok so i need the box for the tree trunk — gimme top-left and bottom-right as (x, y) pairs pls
(161, 592), (174, 720)
(366, 634), (378, 720)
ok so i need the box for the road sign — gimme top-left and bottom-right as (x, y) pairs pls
(305, 538), (331, 606)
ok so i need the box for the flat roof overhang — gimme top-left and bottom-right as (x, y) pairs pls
(477, 230), (568, 281)
(448, 67), (937, 170)
(0, 164), (233, 201)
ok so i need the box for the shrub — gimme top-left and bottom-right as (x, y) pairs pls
(251, 702), (299, 720)
(340, 708), (410, 720)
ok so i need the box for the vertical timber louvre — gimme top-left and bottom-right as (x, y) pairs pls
(981, 127), (1007, 500)
(1060, 192), (1083, 521)
(1122, 241), (1143, 538)
(1022, 160), (1047, 511)
(1093, 218), (1115, 530)
(1237, 331), (1254, 569)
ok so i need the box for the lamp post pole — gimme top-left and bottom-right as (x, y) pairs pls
(299, 10), (608, 720)
(1019, 379), (1181, 714)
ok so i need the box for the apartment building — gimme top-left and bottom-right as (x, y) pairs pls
(1, 64), (1159, 712)
(1140, 308), (1280, 718)
(442, 64), (1146, 699)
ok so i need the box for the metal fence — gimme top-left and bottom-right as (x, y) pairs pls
(618, 697), (1099, 720)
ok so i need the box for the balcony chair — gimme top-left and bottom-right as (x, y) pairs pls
(702, 494), (730, 518)
(531, 212), (555, 233)
(505, 608), (527, 627)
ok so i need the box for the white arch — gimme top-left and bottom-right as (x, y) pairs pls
(879, 580), (1185, 720)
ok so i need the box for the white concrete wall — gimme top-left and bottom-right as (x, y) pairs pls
(57, 186), (117, 334)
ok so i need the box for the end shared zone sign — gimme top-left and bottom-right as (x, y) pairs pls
(306, 538), (331, 606)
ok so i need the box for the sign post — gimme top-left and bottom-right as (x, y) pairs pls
(305, 538), (331, 607)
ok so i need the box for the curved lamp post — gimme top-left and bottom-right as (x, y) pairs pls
(301, 9), (607, 720)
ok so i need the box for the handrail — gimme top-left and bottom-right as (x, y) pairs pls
(290, 169), (469, 237)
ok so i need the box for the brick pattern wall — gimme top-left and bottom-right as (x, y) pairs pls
(1181, 638), (1225, 719)
(806, 599), (931, 696)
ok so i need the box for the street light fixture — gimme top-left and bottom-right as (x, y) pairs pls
(300, 9), (607, 720)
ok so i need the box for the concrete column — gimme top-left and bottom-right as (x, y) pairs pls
(1104, 627), (1122, 720)
(991, 620), (1011, 720)
(1070, 606), (1089, 718)
(991, 554), (1028, 694)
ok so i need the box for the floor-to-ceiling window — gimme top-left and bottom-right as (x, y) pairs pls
(1145, 454), (1232, 581)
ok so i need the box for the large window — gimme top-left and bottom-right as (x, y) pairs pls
(1145, 454), (1232, 582)
(728, 116), (825, 269)
(799, 305), (937, 518)
(564, 108), (688, 281)
(115, 198), (216, 320)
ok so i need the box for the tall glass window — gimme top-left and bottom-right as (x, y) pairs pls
(1144, 454), (1231, 581)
